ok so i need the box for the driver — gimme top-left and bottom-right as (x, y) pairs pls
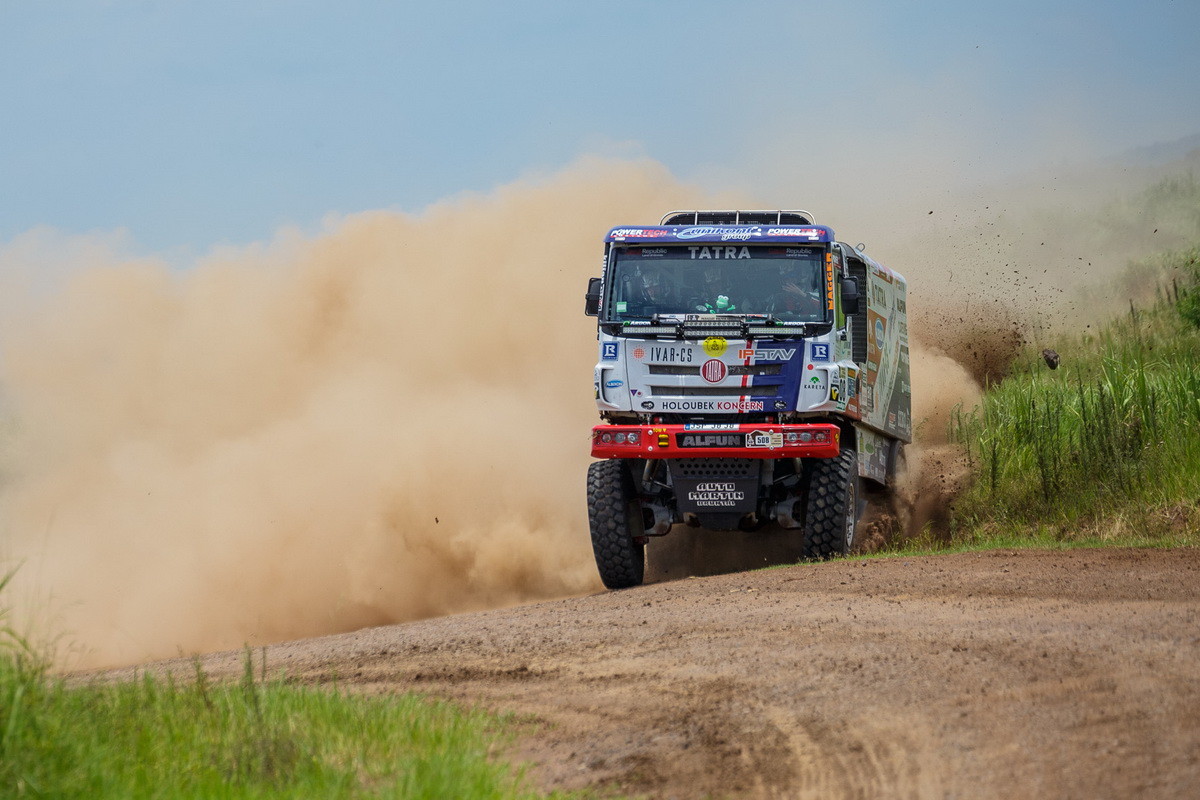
(768, 280), (823, 319)
(635, 269), (677, 314)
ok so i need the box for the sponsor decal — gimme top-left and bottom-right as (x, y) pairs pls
(650, 346), (694, 363)
(766, 227), (824, 237)
(688, 245), (751, 259)
(678, 433), (743, 448)
(701, 359), (728, 383)
(738, 347), (797, 361)
(802, 370), (829, 405)
(601, 342), (619, 360)
(746, 430), (784, 449)
(810, 343), (830, 362)
(632, 347), (646, 359)
(875, 318), (885, 343)
(659, 399), (764, 412)
(703, 337), (728, 357)
(630, 388), (642, 396)
(616, 301), (628, 312)
(684, 424), (739, 430)
(638, 247), (668, 257)
(687, 482), (746, 507)
(675, 226), (762, 241)
(610, 228), (670, 238)
(605, 379), (624, 389)
(641, 401), (654, 410)
(871, 284), (888, 307)
(825, 262), (835, 311)
(774, 400), (788, 410)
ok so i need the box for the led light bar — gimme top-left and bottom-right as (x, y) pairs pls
(623, 325), (678, 335)
(683, 329), (740, 338)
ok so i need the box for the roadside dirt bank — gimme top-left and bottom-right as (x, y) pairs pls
(103, 548), (1200, 799)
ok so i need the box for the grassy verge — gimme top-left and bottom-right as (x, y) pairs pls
(0, 637), (583, 799)
(941, 245), (1200, 548)
(878, 523), (1197, 559)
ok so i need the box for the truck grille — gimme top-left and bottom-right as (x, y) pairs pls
(648, 364), (783, 377)
(645, 362), (784, 397)
(648, 384), (781, 397)
(669, 458), (760, 479)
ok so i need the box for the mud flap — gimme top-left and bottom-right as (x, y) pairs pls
(668, 458), (761, 531)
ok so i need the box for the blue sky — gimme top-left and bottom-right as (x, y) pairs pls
(2, 0), (1198, 253)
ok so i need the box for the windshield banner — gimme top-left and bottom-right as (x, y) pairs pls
(607, 225), (834, 244)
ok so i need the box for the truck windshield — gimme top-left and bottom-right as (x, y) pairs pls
(607, 244), (827, 322)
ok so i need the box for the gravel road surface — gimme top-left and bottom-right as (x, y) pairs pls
(121, 548), (1199, 799)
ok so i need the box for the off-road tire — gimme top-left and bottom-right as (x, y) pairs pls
(587, 459), (646, 589)
(803, 449), (860, 559)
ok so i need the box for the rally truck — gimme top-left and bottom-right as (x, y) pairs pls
(583, 210), (910, 588)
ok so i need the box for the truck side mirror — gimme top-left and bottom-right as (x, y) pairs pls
(584, 277), (602, 316)
(841, 278), (860, 316)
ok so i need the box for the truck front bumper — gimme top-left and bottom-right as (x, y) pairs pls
(591, 423), (840, 459)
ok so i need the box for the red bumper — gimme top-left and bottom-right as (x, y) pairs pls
(591, 423), (841, 459)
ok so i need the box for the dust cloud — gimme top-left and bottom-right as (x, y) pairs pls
(3, 144), (1196, 664)
(851, 149), (1200, 543)
(0, 158), (704, 668)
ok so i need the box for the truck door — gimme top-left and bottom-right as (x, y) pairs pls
(840, 244), (869, 367)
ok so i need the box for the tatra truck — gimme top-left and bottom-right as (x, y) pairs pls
(583, 210), (910, 588)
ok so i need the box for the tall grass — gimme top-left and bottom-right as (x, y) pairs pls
(0, 640), (575, 799)
(948, 246), (1200, 542)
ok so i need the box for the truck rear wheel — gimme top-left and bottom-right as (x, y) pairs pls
(803, 449), (860, 559)
(587, 459), (646, 589)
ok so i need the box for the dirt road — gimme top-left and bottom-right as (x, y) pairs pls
(143, 548), (1199, 798)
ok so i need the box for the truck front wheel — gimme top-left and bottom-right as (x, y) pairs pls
(587, 459), (646, 589)
(803, 449), (860, 559)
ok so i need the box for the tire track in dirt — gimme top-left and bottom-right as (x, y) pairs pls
(106, 548), (1200, 799)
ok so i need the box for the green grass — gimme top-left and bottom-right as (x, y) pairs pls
(880, 521), (1198, 557)
(0, 642), (585, 800)
(942, 244), (1200, 547)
